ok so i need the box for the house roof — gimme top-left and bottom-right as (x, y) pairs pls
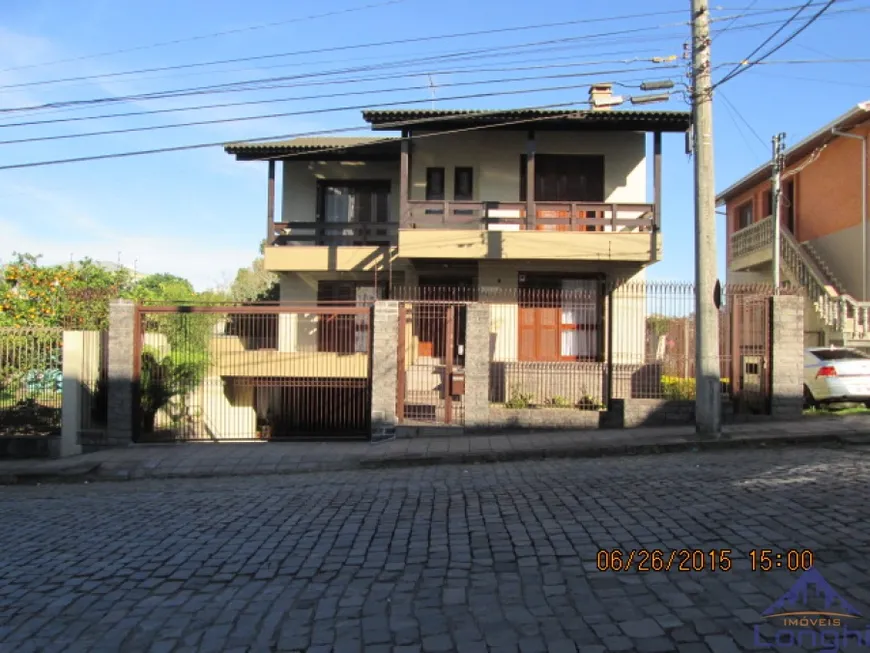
(362, 108), (693, 132)
(224, 136), (400, 160)
(716, 101), (870, 206)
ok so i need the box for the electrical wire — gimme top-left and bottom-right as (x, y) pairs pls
(1, 1), (849, 93)
(0, 10), (691, 90)
(0, 72), (681, 146)
(714, 0), (838, 88)
(0, 96), (675, 170)
(0, 0), (413, 74)
(712, 0), (761, 41)
(719, 91), (768, 157)
(0, 59), (679, 129)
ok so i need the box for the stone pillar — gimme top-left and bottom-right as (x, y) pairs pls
(58, 331), (85, 457)
(769, 294), (804, 418)
(463, 304), (491, 427)
(371, 301), (399, 435)
(107, 299), (136, 446)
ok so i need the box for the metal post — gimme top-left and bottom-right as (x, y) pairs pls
(691, 0), (721, 437)
(771, 133), (786, 289)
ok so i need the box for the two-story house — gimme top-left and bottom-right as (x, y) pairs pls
(717, 100), (870, 349)
(220, 86), (691, 433)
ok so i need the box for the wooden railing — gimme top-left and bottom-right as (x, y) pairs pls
(270, 221), (399, 246)
(404, 201), (656, 232)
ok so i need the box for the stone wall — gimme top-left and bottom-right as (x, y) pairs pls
(769, 294), (804, 418)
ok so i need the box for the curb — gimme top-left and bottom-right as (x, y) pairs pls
(3, 430), (866, 486)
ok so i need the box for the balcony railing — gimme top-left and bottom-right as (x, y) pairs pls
(404, 201), (656, 232)
(272, 221), (399, 246)
(729, 216), (870, 337)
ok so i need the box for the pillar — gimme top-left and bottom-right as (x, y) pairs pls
(769, 294), (804, 418)
(107, 299), (136, 446)
(371, 301), (399, 435)
(463, 304), (491, 427)
(58, 331), (85, 457)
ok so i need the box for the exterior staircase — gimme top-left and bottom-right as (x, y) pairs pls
(731, 215), (870, 348)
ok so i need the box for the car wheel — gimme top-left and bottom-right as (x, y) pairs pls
(803, 385), (817, 409)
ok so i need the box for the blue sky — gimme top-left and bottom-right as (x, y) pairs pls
(1, 0), (868, 289)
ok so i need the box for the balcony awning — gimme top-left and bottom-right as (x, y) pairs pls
(224, 136), (401, 161)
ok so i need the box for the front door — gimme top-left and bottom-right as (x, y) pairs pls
(530, 154), (605, 231)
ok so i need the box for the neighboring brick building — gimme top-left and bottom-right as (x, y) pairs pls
(717, 101), (870, 349)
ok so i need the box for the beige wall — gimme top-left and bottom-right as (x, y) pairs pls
(807, 223), (868, 301)
(408, 130), (647, 203)
(200, 377), (257, 439)
(279, 131), (649, 223)
(282, 160), (400, 223)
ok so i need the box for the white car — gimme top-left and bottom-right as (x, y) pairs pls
(804, 346), (870, 406)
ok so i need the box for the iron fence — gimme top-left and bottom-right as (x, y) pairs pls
(134, 305), (372, 442)
(0, 327), (64, 441)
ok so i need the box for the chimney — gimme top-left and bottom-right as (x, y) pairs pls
(589, 82), (615, 111)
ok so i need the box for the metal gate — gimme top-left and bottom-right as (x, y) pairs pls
(397, 302), (467, 425)
(725, 293), (771, 413)
(134, 304), (372, 442)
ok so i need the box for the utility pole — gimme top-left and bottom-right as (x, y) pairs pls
(690, 0), (721, 437)
(771, 133), (786, 289)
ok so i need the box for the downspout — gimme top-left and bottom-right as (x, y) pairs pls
(832, 128), (868, 301)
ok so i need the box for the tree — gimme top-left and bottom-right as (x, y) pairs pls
(230, 240), (278, 302)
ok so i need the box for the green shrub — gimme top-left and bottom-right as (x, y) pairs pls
(661, 376), (730, 400)
(544, 395), (573, 409)
(505, 385), (534, 409)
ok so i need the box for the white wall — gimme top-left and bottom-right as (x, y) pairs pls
(409, 130), (647, 203)
(282, 160), (400, 223)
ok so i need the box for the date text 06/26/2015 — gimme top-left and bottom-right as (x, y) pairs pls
(596, 549), (816, 573)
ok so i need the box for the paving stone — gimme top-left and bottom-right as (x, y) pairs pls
(0, 447), (868, 652)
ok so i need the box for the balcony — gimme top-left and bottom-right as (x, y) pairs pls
(398, 200), (660, 261)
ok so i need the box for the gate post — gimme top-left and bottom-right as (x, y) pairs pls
(371, 300), (399, 437)
(463, 304), (491, 428)
(107, 299), (136, 446)
(769, 294), (804, 418)
(59, 331), (85, 457)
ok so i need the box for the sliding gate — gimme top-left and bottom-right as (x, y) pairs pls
(133, 304), (373, 442)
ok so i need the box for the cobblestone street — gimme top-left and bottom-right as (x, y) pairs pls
(2, 446), (870, 653)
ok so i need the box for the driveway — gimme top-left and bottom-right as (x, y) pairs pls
(1, 446), (869, 652)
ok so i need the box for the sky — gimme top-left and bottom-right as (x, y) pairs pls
(0, 0), (868, 290)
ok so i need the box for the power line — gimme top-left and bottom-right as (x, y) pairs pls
(0, 10), (690, 91)
(1, 2), (846, 94)
(714, 0), (838, 88)
(0, 0), (412, 74)
(719, 91), (768, 157)
(0, 72), (679, 145)
(0, 59), (678, 130)
(0, 72), (680, 146)
(711, 0), (761, 41)
(716, 0), (815, 84)
(0, 100), (624, 170)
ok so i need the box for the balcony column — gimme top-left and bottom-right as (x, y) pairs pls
(526, 130), (536, 230)
(652, 131), (662, 260)
(266, 159), (276, 246)
(400, 130), (410, 225)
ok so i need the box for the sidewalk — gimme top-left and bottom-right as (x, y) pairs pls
(2, 415), (870, 485)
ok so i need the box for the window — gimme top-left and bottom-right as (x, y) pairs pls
(517, 274), (602, 362)
(736, 201), (754, 229)
(454, 167), (474, 201)
(317, 281), (386, 354)
(783, 179), (795, 232)
(316, 180), (391, 245)
(762, 190), (773, 218)
(227, 313), (278, 350)
(425, 167), (445, 201)
(811, 348), (870, 361)
(519, 154), (605, 202)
